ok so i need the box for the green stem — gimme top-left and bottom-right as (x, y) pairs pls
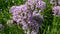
(56, 0), (58, 6)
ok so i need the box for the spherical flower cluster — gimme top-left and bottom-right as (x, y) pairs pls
(52, 6), (60, 16)
(9, 0), (45, 34)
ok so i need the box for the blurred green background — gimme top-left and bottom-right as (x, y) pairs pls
(0, 0), (60, 34)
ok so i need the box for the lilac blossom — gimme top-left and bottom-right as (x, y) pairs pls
(27, 0), (38, 5)
(31, 30), (37, 34)
(50, 0), (56, 5)
(58, 0), (60, 5)
(50, 0), (60, 5)
(52, 6), (60, 15)
(26, 0), (46, 10)
(26, 30), (30, 34)
(9, 0), (45, 34)
(36, 1), (46, 10)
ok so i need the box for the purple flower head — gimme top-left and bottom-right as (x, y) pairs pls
(52, 6), (60, 15)
(20, 4), (27, 12)
(27, 0), (38, 5)
(33, 10), (43, 20)
(26, 0), (42, 10)
(50, 0), (56, 4)
(9, 0), (45, 34)
(58, 0), (60, 5)
(26, 30), (30, 34)
(50, 0), (60, 5)
(28, 20), (40, 33)
(33, 10), (40, 16)
(9, 6), (22, 15)
(36, 1), (46, 10)
(31, 31), (37, 34)
(10, 4), (28, 15)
